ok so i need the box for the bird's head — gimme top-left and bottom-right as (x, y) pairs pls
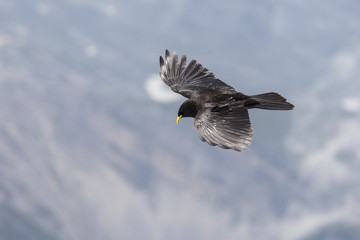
(177, 100), (199, 124)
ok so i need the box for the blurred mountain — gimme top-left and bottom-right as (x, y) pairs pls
(0, 0), (359, 239)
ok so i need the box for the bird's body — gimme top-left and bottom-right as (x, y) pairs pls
(159, 50), (294, 151)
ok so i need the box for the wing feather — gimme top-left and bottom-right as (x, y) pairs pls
(194, 104), (253, 151)
(159, 50), (237, 99)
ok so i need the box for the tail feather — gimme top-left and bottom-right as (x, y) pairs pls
(246, 92), (294, 110)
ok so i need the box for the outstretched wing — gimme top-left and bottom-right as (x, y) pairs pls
(194, 103), (253, 151)
(159, 50), (237, 99)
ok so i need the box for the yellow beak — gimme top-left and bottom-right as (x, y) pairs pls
(176, 115), (183, 124)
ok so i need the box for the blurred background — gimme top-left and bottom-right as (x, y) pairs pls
(1, 0), (360, 239)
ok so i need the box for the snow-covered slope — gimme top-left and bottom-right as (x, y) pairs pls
(0, 0), (359, 239)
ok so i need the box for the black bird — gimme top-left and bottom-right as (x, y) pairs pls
(159, 50), (294, 151)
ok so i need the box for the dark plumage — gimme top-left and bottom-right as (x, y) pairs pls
(159, 50), (294, 151)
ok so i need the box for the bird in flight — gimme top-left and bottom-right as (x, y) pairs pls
(159, 50), (294, 151)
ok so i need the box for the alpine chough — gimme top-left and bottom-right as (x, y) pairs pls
(159, 50), (294, 152)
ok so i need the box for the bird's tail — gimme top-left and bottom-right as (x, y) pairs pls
(245, 92), (294, 110)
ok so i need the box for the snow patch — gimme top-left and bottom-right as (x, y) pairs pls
(297, 119), (360, 190)
(271, 6), (286, 35)
(332, 50), (359, 79)
(0, 34), (10, 48)
(101, 4), (118, 16)
(342, 97), (360, 113)
(144, 74), (181, 103)
(36, 3), (53, 16)
(85, 45), (98, 57)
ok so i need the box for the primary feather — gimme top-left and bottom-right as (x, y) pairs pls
(160, 50), (236, 99)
